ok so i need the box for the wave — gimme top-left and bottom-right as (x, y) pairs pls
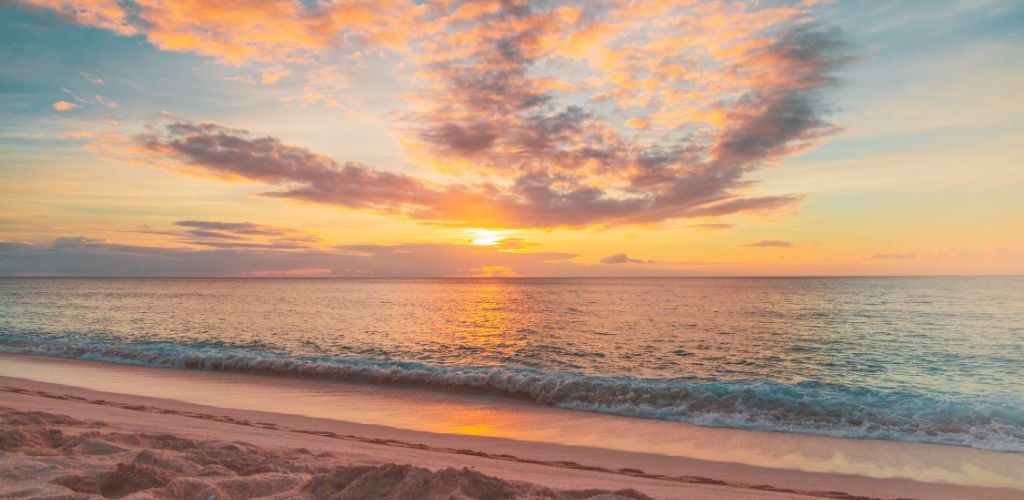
(2, 333), (1022, 453)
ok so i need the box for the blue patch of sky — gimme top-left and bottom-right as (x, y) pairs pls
(0, 6), (284, 131)
(796, 1), (1023, 163)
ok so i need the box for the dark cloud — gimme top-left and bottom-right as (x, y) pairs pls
(742, 240), (794, 248)
(137, 115), (825, 228)
(182, 240), (310, 250)
(182, 229), (248, 240)
(175, 220), (291, 236)
(421, 122), (498, 154)
(88, 221), (321, 249)
(599, 253), (649, 264)
(414, 7), (631, 179)
(171, 220), (319, 247)
(139, 125), (441, 212)
(712, 25), (848, 169)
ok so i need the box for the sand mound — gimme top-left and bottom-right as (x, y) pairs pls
(0, 407), (649, 499)
(303, 463), (546, 499)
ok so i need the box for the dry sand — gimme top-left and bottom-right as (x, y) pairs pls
(1, 375), (1022, 499)
(0, 403), (651, 499)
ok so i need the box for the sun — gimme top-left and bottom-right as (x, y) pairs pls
(469, 229), (514, 246)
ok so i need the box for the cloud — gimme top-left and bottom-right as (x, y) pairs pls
(0, 236), (581, 278)
(135, 100), (835, 229)
(94, 220), (322, 251)
(690, 223), (734, 231)
(16, 0), (137, 36)
(175, 220), (294, 236)
(599, 253), (649, 264)
(248, 267), (333, 277)
(80, 71), (104, 85)
(260, 70), (289, 85)
(181, 240), (309, 250)
(52, 236), (106, 248)
(742, 240), (794, 248)
(94, 95), (118, 108)
(171, 220), (320, 249)
(52, 100), (78, 111)
(493, 238), (534, 251)
(0, 233), (747, 277)
(13, 0), (420, 64)
(138, 121), (443, 213)
(868, 252), (915, 259)
(406, 4), (847, 227)
(37, 1), (849, 229)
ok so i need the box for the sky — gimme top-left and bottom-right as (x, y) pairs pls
(0, 0), (1022, 277)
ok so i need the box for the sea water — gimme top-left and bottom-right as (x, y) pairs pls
(1, 277), (1022, 452)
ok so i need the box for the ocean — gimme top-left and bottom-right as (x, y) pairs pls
(1, 277), (1022, 453)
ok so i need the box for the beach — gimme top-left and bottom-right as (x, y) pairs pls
(4, 0), (1023, 496)
(2, 353), (1022, 499)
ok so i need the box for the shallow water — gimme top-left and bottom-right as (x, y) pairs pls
(1, 277), (1022, 451)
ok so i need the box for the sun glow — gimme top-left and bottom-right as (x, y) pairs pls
(469, 229), (514, 246)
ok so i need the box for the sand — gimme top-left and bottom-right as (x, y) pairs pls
(1, 356), (1022, 499)
(0, 404), (653, 499)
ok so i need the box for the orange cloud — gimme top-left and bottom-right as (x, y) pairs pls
(260, 70), (289, 85)
(15, 0), (421, 65)
(52, 100), (78, 111)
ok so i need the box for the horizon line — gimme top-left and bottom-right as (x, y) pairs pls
(2, 274), (1022, 280)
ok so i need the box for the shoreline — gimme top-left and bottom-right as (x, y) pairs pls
(1, 380), (1019, 500)
(1, 354), (1022, 498)
(2, 343), (1019, 455)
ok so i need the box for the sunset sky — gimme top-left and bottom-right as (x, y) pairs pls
(1, 0), (1021, 277)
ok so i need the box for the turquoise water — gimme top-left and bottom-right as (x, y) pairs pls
(1, 277), (1022, 451)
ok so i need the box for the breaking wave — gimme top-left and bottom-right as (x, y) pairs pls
(2, 333), (1022, 453)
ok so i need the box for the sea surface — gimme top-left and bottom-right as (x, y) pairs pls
(1, 277), (1022, 452)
